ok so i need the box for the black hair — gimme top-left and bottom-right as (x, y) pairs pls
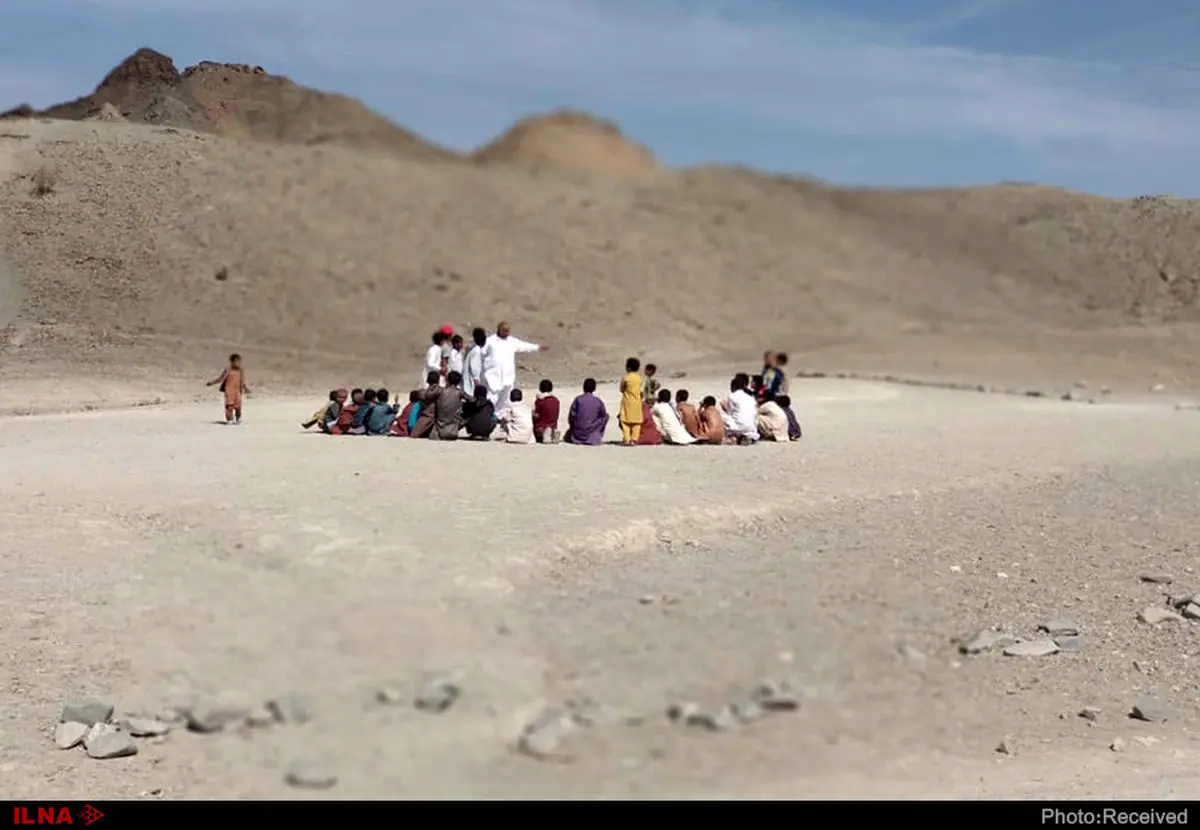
(409, 389), (421, 403)
(351, 387), (364, 398)
(229, 353), (241, 362)
(657, 388), (671, 403)
(625, 357), (641, 372)
(583, 378), (597, 393)
(702, 395), (717, 407)
(432, 331), (446, 345)
(539, 379), (553, 393)
(675, 389), (689, 402)
(472, 327), (487, 346)
(328, 389), (339, 401)
(474, 383), (488, 399)
(426, 371), (440, 385)
(447, 370), (462, 386)
(777, 395), (791, 408)
(364, 388), (378, 402)
(731, 373), (750, 391)
(645, 363), (657, 375)
(775, 352), (788, 365)
(510, 388), (523, 402)
(451, 334), (464, 346)
(751, 374), (763, 389)
(377, 388), (390, 403)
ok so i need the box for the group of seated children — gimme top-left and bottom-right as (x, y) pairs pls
(301, 373), (567, 444)
(299, 351), (801, 446)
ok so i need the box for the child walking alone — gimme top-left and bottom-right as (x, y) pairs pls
(207, 353), (250, 425)
(619, 357), (644, 446)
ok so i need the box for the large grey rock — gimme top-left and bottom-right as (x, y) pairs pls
(1139, 606), (1183, 625)
(1182, 603), (1200, 621)
(1003, 638), (1060, 657)
(960, 630), (1018, 655)
(54, 722), (88, 749)
(414, 674), (461, 713)
(83, 724), (138, 759)
(1131, 696), (1170, 722)
(285, 757), (337, 789)
(60, 698), (114, 726)
(186, 700), (250, 733)
(267, 693), (313, 724)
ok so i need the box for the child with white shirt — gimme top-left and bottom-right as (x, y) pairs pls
(499, 388), (536, 444)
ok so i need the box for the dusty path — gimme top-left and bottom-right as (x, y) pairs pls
(2, 378), (1199, 799)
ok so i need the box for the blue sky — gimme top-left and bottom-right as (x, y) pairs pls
(1, 0), (1197, 196)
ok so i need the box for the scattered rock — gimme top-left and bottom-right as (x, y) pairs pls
(637, 595), (656, 605)
(1134, 736), (1162, 747)
(1078, 707), (1101, 722)
(118, 717), (170, 737)
(155, 706), (188, 726)
(666, 702), (703, 723)
(1074, 380), (1089, 389)
(267, 693), (313, 724)
(186, 700), (250, 733)
(1110, 737), (1126, 752)
(83, 724), (138, 759)
(1138, 606), (1183, 625)
(564, 697), (623, 728)
(61, 697), (114, 726)
(751, 679), (800, 711)
(375, 687), (404, 705)
(731, 700), (764, 724)
(1054, 635), (1085, 652)
(683, 706), (739, 732)
(414, 674), (461, 713)
(960, 630), (1018, 655)
(1100, 385), (1112, 395)
(1140, 573), (1174, 585)
(54, 722), (88, 749)
(1038, 618), (1080, 637)
(1002, 638), (1060, 657)
(517, 708), (574, 759)
(1151, 384), (1166, 393)
(996, 737), (1015, 755)
(1131, 696), (1170, 722)
(1182, 603), (1200, 621)
(284, 756), (337, 789)
(242, 706), (274, 728)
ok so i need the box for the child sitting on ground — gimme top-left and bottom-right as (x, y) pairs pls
(777, 394), (802, 440)
(675, 389), (701, 438)
(533, 379), (561, 443)
(303, 389), (344, 430)
(366, 388), (399, 435)
(348, 388), (378, 435)
(391, 389), (423, 437)
(500, 388), (535, 444)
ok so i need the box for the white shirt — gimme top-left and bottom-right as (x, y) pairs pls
(482, 333), (539, 392)
(722, 389), (759, 438)
(500, 401), (535, 444)
(447, 349), (464, 375)
(422, 344), (443, 388)
(651, 402), (696, 445)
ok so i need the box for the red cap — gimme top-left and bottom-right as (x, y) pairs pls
(440, 324), (454, 335)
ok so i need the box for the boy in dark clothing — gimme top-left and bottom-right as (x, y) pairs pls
(366, 388), (399, 435)
(761, 353), (789, 402)
(330, 388), (364, 435)
(410, 373), (440, 438)
(392, 389), (422, 436)
(777, 394), (802, 440)
(463, 384), (497, 440)
(349, 388), (378, 434)
(533, 379), (561, 443)
(430, 371), (465, 440)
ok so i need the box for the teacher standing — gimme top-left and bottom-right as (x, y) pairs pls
(482, 320), (543, 418)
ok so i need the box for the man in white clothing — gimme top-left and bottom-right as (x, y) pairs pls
(721, 373), (760, 443)
(422, 330), (449, 388)
(462, 327), (486, 397)
(482, 320), (543, 417)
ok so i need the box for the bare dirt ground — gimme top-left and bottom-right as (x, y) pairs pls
(3, 376), (1200, 799)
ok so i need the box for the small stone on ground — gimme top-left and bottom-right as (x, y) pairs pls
(1138, 606), (1183, 625)
(1038, 618), (1080, 636)
(960, 630), (1018, 655)
(996, 737), (1015, 755)
(414, 674), (461, 713)
(118, 717), (171, 737)
(285, 757), (337, 789)
(752, 679), (800, 711)
(83, 724), (138, 759)
(54, 722), (88, 749)
(517, 708), (573, 759)
(1140, 573), (1174, 585)
(267, 693), (313, 724)
(1131, 696), (1170, 722)
(1054, 635), (1085, 652)
(376, 687), (403, 705)
(1002, 638), (1059, 657)
(1110, 738), (1126, 752)
(186, 700), (250, 733)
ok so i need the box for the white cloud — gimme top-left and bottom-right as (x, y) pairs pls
(7, 0), (1200, 159)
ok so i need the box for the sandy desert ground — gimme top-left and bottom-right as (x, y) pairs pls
(2, 377), (1200, 799)
(3, 48), (1200, 800)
